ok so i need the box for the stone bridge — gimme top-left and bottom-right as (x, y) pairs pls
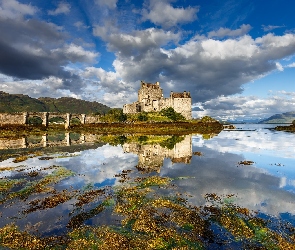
(0, 112), (101, 127)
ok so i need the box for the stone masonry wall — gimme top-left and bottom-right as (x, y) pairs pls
(0, 112), (102, 126)
(172, 98), (192, 120)
(138, 82), (163, 103)
(123, 103), (138, 114)
(159, 98), (172, 110)
(85, 115), (101, 124)
(0, 113), (26, 124)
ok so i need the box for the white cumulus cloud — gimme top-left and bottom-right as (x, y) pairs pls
(142, 0), (199, 28)
(48, 2), (71, 15)
(0, 0), (37, 19)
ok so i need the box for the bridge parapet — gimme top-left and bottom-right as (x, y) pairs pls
(0, 112), (101, 127)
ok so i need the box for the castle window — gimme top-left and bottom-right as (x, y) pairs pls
(136, 104), (141, 112)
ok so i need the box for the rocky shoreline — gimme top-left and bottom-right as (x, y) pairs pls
(274, 123), (295, 132)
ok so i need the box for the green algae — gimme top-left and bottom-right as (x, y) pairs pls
(0, 166), (74, 203)
(0, 165), (295, 249)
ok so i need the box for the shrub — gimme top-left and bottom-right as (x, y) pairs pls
(201, 116), (217, 123)
(101, 109), (127, 122)
(138, 112), (148, 121)
(160, 107), (185, 121)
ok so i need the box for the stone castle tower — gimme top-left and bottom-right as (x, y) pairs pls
(123, 81), (192, 119)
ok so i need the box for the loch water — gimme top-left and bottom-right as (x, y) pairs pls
(1, 124), (295, 247)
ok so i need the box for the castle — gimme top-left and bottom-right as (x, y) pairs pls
(123, 81), (192, 119)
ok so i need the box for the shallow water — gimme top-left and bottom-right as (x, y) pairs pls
(1, 124), (295, 247)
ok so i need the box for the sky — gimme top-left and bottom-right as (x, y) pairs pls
(0, 0), (295, 121)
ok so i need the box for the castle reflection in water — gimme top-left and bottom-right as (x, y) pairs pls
(123, 135), (192, 173)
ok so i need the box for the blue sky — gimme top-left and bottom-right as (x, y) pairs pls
(0, 0), (294, 120)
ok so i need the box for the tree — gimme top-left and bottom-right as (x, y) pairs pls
(160, 107), (185, 121)
(101, 108), (127, 122)
(138, 112), (148, 121)
(201, 116), (217, 123)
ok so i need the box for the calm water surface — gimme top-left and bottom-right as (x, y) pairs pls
(1, 124), (295, 238)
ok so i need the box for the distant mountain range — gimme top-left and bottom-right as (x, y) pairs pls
(227, 119), (261, 124)
(0, 91), (110, 114)
(258, 111), (295, 124)
(224, 112), (295, 124)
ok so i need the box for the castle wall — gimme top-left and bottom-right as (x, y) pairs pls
(172, 98), (192, 120)
(123, 103), (138, 114)
(159, 98), (172, 110)
(141, 99), (160, 112)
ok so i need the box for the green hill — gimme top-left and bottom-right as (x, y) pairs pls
(38, 97), (110, 114)
(259, 111), (295, 124)
(0, 91), (110, 115)
(0, 91), (47, 112)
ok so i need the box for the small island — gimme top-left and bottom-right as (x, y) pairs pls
(275, 120), (295, 132)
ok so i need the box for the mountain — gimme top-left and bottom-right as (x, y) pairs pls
(0, 91), (48, 112)
(258, 111), (295, 124)
(227, 118), (261, 124)
(38, 97), (110, 114)
(0, 91), (110, 115)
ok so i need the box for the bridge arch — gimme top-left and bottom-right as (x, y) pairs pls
(26, 112), (48, 126)
(48, 113), (68, 125)
(71, 114), (86, 124)
(70, 115), (81, 125)
(28, 116), (43, 125)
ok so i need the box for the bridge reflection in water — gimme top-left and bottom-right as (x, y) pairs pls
(0, 133), (100, 150)
(123, 135), (193, 173)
